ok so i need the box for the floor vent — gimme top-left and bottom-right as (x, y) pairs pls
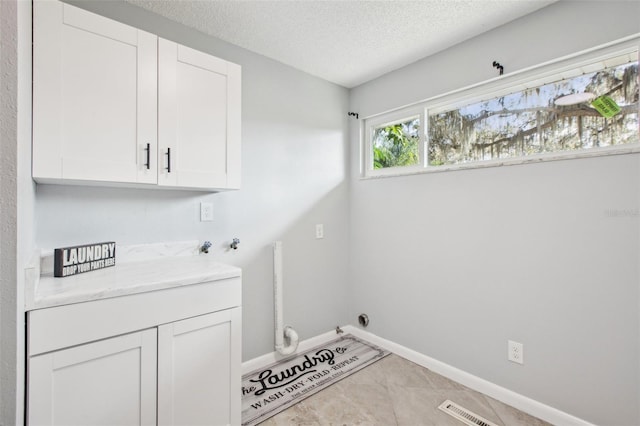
(438, 400), (499, 426)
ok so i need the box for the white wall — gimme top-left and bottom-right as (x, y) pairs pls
(349, 2), (640, 425)
(0, 0), (33, 424)
(19, 0), (640, 424)
(36, 0), (351, 361)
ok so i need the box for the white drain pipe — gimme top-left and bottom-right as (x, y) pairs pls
(273, 241), (299, 355)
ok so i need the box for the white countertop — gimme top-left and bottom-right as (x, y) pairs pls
(27, 253), (241, 311)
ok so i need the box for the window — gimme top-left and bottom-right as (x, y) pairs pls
(363, 40), (639, 177)
(372, 115), (421, 169)
(365, 106), (425, 174)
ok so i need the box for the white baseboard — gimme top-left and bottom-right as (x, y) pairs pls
(242, 325), (594, 426)
(342, 325), (595, 426)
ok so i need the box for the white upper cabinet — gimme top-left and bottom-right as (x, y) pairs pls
(32, 0), (241, 191)
(159, 40), (242, 190)
(33, 0), (158, 185)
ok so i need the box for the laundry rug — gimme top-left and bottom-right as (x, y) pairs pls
(241, 334), (389, 426)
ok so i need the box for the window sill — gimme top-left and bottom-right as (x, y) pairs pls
(360, 144), (640, 180)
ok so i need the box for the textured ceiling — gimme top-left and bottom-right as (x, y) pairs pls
(125, 0), (556, 88)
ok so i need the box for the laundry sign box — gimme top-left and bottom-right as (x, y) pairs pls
(54, 242), (116, 277)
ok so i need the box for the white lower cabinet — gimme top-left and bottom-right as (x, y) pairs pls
(29, 329), (158, 426)
(27, 277), (242, 426)
(158, 309), (241, 426)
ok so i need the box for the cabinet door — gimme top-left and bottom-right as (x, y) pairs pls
(158, 39), (241, 190)
(28, 329), (157, 426)
(33, 0), (157, 184)
(158, 308), (242, 426)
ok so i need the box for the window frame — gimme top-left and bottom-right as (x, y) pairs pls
(361, 36), (640, 178)
(364, 105), (426, 177)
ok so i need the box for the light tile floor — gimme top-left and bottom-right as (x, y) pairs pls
(261, 354), (551, 426)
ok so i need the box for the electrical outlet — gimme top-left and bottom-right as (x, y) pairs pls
(200, 202), (214, 222)
(315, 224), (324, 239)
(508, 340), (524, 365)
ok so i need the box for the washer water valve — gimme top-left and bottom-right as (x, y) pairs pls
(230, 238), (240, 250)
(200, 241), (212, 254)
